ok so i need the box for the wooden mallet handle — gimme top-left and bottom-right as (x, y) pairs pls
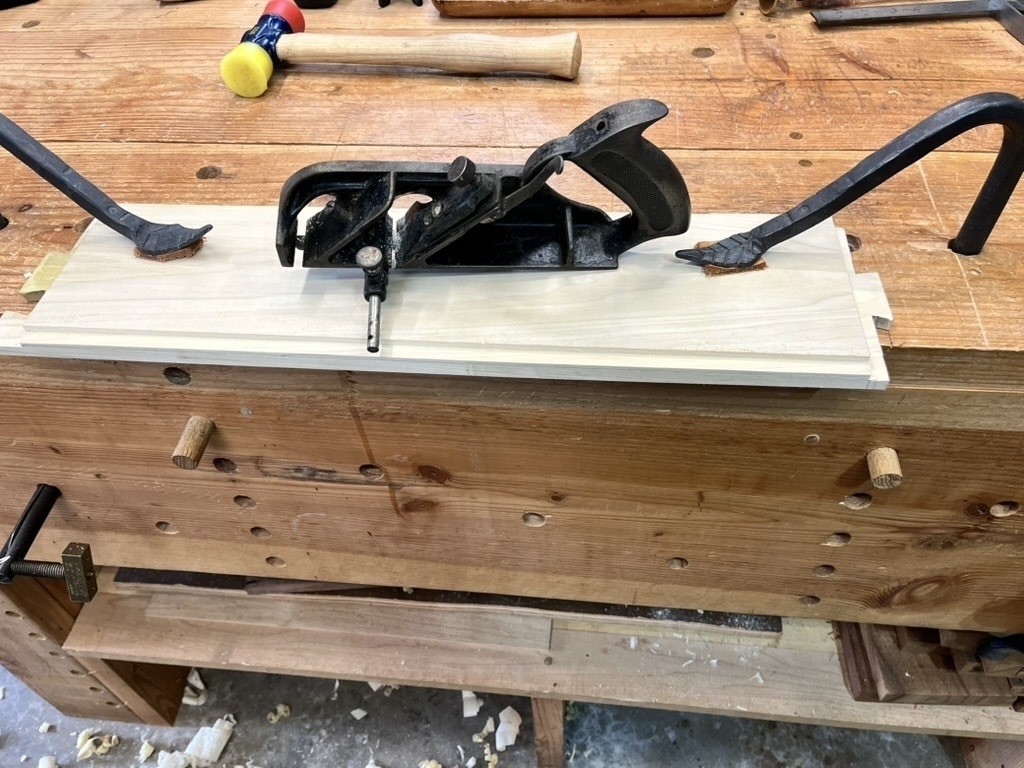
(276, 32), (582, 80)
(221, 0), (581, 97)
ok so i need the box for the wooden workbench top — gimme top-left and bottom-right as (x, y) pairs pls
(1, 0), (1022, 359)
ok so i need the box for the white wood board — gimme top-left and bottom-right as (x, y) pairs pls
(0, 205), (890, 388)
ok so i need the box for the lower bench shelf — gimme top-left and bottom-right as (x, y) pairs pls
(59, 570), (1024, 741)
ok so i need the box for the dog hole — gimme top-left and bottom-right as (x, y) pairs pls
(359, 464), (384, 480)
(163, 367), (191, 385)
(691, 47), (715, 58)
(214, 458), (237, 474)
(990, 501), (1021, 518)
(823, 532), (852, 547)
(799, 595), (821, 606)
(522, 513), (547, 528)
(841, 493), (873, 510)
(666, 557), (689, 570)
(804, 434), (821, 445)
(812, 565), (836, 577)
(250, 526), (272, 539)
(155, 521), (177, 534)
(233, 495), (256, 509)
(266, 556), (286, 567)
(195, 165), (222, 180)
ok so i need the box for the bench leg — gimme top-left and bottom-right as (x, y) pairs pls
(532, 697), (565, 768)
(961, 738), (1024, 767)
(0, 576), (187, 725)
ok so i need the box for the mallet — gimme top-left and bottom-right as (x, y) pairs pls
(221, 0), (582, 98)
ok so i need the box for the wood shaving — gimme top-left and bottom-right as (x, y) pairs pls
(266, 703), (291, 724)
(462, 691), (483, 718)
(495, 707), (521, 752)
(472, 717), (495, 743)
(187, 669), (206, 691)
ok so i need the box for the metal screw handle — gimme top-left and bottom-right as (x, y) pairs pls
(10, 560), (65, 580)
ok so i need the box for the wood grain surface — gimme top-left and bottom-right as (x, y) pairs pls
(0, 1), (1022, 355)
(3, 0), (1024, 719)
(0, 576), (186, 724)
(64, 574), (1024, 740)
(2, 357), (1023, 632)
(5, 206), (887, 388)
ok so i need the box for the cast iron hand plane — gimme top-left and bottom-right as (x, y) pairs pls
(276, 99), (692, 352)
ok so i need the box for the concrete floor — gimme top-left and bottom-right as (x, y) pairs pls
(0, 666), (967, 767)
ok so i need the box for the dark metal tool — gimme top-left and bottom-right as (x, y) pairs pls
(977, 635), (1024, 670)
(0, 484), (97, 603)
(277, 99), (691, 353)
(676, 92), (1024, 270)
(0, 113), (212, 257)
(812, 0), (1024, 44)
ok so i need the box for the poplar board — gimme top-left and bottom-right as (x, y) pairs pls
(2, 205), (889, 389)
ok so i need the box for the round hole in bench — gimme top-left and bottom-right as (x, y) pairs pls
(250, 526), (271, 539)
(234, 495), (256, 509)
(666, 557), (689, 570)
(812, 565), (836, 578)
(990, 501), (1021, 518)
(266, 556), (286, 567)
(799, 595), (821, 606)
(155, 521), (177, 534)
(213, 458), (237, 474)
(359, 464), (384, 480)
(522, 513), (547, 528)
(823, 532), (852, 547)
(163, 366), (191, 386)
(841, 493), (872, 510)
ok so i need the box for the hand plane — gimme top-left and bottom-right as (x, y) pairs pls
(276, 99), (691, 352)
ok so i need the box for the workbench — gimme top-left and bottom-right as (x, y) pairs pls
(2, 0), (1024, 759)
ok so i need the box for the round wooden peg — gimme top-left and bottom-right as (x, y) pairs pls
(172, 416), (216, 470)
(866, 447), (902, 489)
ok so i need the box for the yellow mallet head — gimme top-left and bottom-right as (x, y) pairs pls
(220, 0), (305, 98)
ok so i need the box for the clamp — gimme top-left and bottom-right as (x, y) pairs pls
(0, 484), (97, 603)
(676, 92), (1024, 270)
